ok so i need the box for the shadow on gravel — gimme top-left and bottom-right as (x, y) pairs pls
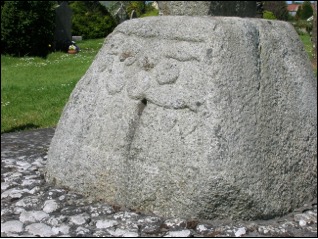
(1, 123), (40, 134)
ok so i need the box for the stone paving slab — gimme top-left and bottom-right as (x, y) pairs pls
(1, 128), (317, 237)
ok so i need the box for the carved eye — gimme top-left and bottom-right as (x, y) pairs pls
(155, 59), (180, 85)
(138, 56), (155, 71)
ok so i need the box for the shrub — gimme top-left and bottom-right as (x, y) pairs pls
(1, 1), (56, 57)
(287, 14), (295, 22)
(263, 1), (288, 21)
(263, 10), (277, 20)
(69, 1), (117, 40)
(294, 20), (313, 35)
(140, 2), (159, 17)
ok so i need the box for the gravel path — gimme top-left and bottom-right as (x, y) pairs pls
(1, 128), (317, 237)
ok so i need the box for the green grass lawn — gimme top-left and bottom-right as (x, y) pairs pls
(1, 32), (316, 134)
(140, 8), (159, 17)
(299, 34), (313, 60)
(299, 34), (317, 76)
(1, 38), (105, 133)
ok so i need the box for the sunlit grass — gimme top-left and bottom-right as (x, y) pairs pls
(299, 34), (313, 60)
(1, 38), (105, 133)
(140, 9), (159, 17)
(299, 33), (317, 75)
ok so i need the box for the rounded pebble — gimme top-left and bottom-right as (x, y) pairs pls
(1, 220), (24, 233)
(96, 219), (118, 229)
(235, 227), (246, 237)
(164, 229), (192, 237)
(25, 223), (55, 237)
(43, 199), (59, 213)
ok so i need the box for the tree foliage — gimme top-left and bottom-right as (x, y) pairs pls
(102, 1), (158, 23)
(140, 2), (158, 17)
(69, 1), (117, 39)
(1, 1), (56, 57)
(300, 1), (313, 20)
(124, 1), (145, 17)
(263, 1), (288, 20)
(124, 1), (159, 18)
(296, 1), (314, 20)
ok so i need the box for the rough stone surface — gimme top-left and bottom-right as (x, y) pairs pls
(235, 227), (247, 237)
(19, 210), (49, 223)
(1, 128), (317, 237)
(45, 16), (317, 220)
(43, 199), (59, 213)
(96, 219), (118, 229)
(1, 220), (24, 233)
(158, 1), (257, 17)
(164, 229), (192, 237)
(25, 223), (55, 237)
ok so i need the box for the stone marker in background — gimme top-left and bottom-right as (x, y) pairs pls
(54, 1), (72, 51)
(72, 36), (82, 42)
(46, 13), (317, 220)
(158, 1), (256, 17)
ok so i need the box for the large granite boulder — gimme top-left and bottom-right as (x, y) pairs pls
(45, 16), (317, 220)
(158, 1), (256, 17)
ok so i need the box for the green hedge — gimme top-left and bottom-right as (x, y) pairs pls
(69, 1), (117, 40)
(1, 1), (56, 57)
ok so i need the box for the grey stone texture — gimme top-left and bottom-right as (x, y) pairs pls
(158, 1), (256, 17)
(1, 128), (317, 237)
(45, 16), (317, 220)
